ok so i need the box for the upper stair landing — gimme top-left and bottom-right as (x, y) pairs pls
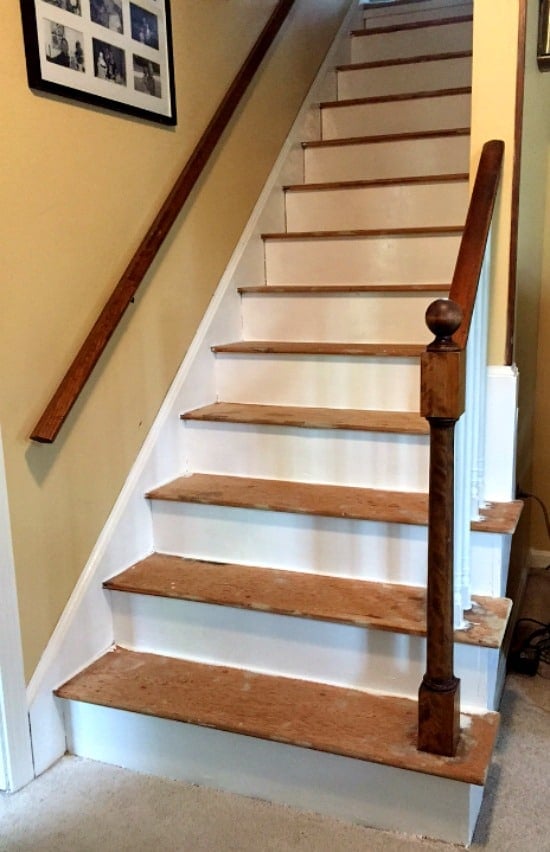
(351, 15), (473, 64)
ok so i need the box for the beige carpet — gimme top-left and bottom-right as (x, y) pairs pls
(1, 573), (548, 851)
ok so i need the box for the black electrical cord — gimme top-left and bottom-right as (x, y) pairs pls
(516, 487), (550, 555)
(509, 618), (550, 677)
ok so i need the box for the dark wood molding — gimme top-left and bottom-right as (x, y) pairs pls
(352, 15), (473, 38)
(302, 127), (471, 150)
(506, 0), (528, 365)
(30, 0), (297, 444)
(320, 86), (471, 110)
(337, 50), (473, 73)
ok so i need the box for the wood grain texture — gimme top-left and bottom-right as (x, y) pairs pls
(211, 341), (424, 357)
(337, 51), (473, 72)
(261, 226), (462, 241)
(181, 402), (430, 434)
(30, 0), (297, 443)
(55, 647), (499, 786)
(104, 553), (511, 649)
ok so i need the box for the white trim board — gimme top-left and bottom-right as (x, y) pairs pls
(0, 428), (34, 792)
(26, 0), (359, 778)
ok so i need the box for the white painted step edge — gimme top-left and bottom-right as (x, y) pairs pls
(60, 700), (485, 846)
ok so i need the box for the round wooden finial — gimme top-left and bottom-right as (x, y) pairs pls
(425, 299), (463, 342)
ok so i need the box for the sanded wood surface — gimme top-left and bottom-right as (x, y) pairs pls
(351, 15), (473, 38)
(181, 402), (430, 434)
(104, 553), (511, 649)
(30, 0), (297, 443)
(320, 86), (471, 110)
(283, 173), (468, 193)
(146, 473), (429, 525)
(262, 226), (462, 240)
(146, 473), (521, 535)
(238, 284), (449, 294)
(337, 50), (472, 72)
(303, 127), (470, 150)
(211, 341), (424, 357)
(55, 647), (498, 785)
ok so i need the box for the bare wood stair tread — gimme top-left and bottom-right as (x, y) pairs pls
(337, 50), (473, 72)
(283, 173), (469, 193)
(320, 86), (471, 110)
(104, 553), (511, 649)
(261, 226), (463, 240)
(351, 14), (473, 38)
(55, 646), (498, 786)
(210, 341), (425, 357)
(303, 127), (470, 150)
(146, 473), (522, 535)
(181, 402), (430, 434)
(238, 284), (450, 294)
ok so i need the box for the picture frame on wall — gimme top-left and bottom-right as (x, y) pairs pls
(19, 1), (177, 125)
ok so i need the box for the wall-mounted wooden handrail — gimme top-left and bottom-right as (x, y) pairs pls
(418, 139), (504, 757)
(31, 0), (296, 444)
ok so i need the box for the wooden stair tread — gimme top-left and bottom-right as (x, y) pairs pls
(104, 553), (512, 649)
(303, 127), (470, 150)
(147, 473), (429, 525)
(261, 226), (462, 240)
(210, 341), (425, 357)
(337, 50), (473, 72)
(320, 86), (471, 110)
(55, 646), (498, 786)
(146, 473), (522, 535)
(284, 173), (469, 193)
(181, 402), (430, 434)
(351, 14), (473, 37)
(238, 284), (450, 294)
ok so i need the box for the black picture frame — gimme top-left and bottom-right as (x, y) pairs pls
(538, 0), (550, 71)
(19, 0), (177, 125)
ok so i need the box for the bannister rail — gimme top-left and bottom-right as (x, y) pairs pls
(31, 0), (296, 444)
(418, 139), (504, 757)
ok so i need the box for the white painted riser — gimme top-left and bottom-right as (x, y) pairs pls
(214, 354), (420, 411)
(322, 93), (471, 141)
(285, 181), (469, 232)
(304, 136), (470, 184)
(362, 1), (473, 29)
(338, 56), (471, 101)
(240, 291), (441, 344)
(60, 701), (483, 846)
(264, 233), (461, 286)
(183, 421), (430, 491)
(109, 592), (499, 710)
(150, 500), (508, 593)
(351, 21), (473, 64)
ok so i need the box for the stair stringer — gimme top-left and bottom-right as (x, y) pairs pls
(25, 0), (360, 779)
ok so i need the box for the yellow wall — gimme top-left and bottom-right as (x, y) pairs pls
(1, 0), (350, 679)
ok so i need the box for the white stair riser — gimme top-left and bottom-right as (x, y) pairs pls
(304, 136), (470, 183)
(338, 56), (471, 100)
(183, 422), (430, 491)
(150, 500), (508, 594)
(109, 591), (499, 709)
(362, 1), (473, 29)
(264, 233), (461, 286)
(61, 701), (483, 845)
(241, 292), (442, 344)
(285, 182), (469, 232)
(214, 354), (421, 410)
(322, 93), (471, 140)
(351, 20), (473, 64)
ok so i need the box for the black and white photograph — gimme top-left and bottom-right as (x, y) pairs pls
(133, 55), (161, 98)
(44, 20), (85, 73)
(130, 4), (159, 50)
(19, 0), (176, 124)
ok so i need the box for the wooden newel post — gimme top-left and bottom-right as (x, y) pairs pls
(418, 299), (465, 757)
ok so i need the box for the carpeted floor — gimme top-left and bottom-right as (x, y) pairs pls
(1, 571), (548, 852)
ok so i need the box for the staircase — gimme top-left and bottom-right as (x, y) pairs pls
(53, 1), (520, 844)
